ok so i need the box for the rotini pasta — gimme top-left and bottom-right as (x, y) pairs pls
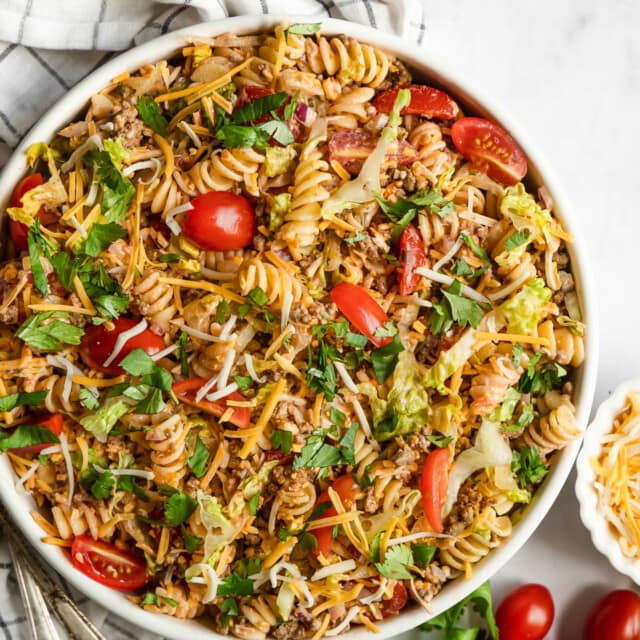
(0, 21), (585, 640)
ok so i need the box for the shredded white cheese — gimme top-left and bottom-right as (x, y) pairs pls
(325, 606), (360, 636)
(186, 563), (220, 603)
(415, 266), (491, 305)
(218, 316), (237, 341)
(86, 178), (99, 206)
(244, 353), (265, 383)
(352, 397), (375, 443)
(359, 578), (388, 605)
(217, 348), (237, 390)
(334, 361), (359, 394)
(93, 464), (155, 480)
(281, 290), (293, 330)
(179, 121), (202, 148)
(206, 382), (238, 402)
(46, 354), (86, 405)
(150, 344), (178, 361)
(165, 202), (194, 236)
(195, 374), (219, 403)
(103, 318), (148, 367)
(432, 236), (464, 273)
(486, 267), (533, 302)
(39, 444), (62, 456)
(61, 134), (103, 173)
(311, 559), (356, 581)
(15, 461), (40, 492)
(174, 322), (235, 344)
(122, 158), (163, 185)
(59, 433), (75, 507)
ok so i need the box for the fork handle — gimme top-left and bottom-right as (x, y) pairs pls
(10, 540), (60, 640)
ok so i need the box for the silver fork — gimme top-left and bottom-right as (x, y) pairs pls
(0, 502), (107, 640)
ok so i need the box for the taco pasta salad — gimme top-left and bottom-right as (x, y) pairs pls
(0, 22), (585, 639)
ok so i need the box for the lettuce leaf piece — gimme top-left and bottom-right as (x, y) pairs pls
(79, 398), (130, 443)
(423, 329), (478, 395)
(268, 193), (291, 232)
(320, 88), (411, 217)
(264, 146), (293, 178)
(360, 351), (429, 441)
(444, 419), (512, 516)
(500, 183), (553, 241)
(497, 278), (552, 335)
(489, 387), (520, 423)
(103, 138), (130, 170)
(6, 174), (66, 226)
(196, 492), (245, 564)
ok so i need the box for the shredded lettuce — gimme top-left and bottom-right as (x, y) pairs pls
(497, 278), (551, 335)
(26, 142), (59, 168)
(269, 193), (291, 232)
(103, 138), (130, 170)
(265, 147), (293, 178)
(361, 490), (421, 541)
(493, 465), (531, 506)
(6, 175), (66, 226)
(423, 329), (478, 395)
(444, 419), (512, 515)
(320, 88), (411, 217)
(196, 492), (241, 564)
(79, 399), (130, 443)
(240, 460), (278, 501)
(489, 387), (520, 423)
(500, 183), (553, 241)
(359, 351), (429, 441)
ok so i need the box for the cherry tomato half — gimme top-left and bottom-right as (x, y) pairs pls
(584, 589), (640, 640)
(330, 283), (392, 348)
(172, 377), (251, 429)
(79, 318), (165, 376)
(398, 224), (426, 296)
(496, 583), (554, 640)
(451, 117), (528, 186)
(10, 413), (63, 457)
(420, 448), (449, 534)
(313, 474), (360, 557)
(381, 582), (408, 618)
(182, 191), (256, 251)
(372, 85), (459, 119)
(71, 535), (149, 590)
(9, 173), (45, 251)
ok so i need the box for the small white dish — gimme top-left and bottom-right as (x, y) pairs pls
(575, 378), (640, 585)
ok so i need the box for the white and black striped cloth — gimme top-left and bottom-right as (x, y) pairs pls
(0, 0), (426, 638)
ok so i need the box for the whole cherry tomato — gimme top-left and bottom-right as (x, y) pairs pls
(330, 283), (392, 348)
(71, 535), (148, 590)
(496, 583), (554, 640)
(9, 173), (45, 251)
(451, 117), (528, 186)
(182, 191), (256, 251)
(420, 448), (449, 534)
(79, 318), (165, 376)
(584, 589), (640, 640)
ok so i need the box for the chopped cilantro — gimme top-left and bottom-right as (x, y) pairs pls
(187, 436), (210, 479)
(81, 222), (127, 257)
(233, 375), (252, 391)
(426, 434), (452, 448)
(85, 150), (135, 223)
(270, 429), (293, 454)
(512, 446), (549, 488)
(461, 233), (491, 267)
(0, 390), (47, 412)
(374, 544), (413, 580)
(0, 425), (60, 452)
(177, 330), (189, 377)
(412, 543), (437, 567)
(370, 335), (404, 383)
(344, 231), (367, 244)
(16, 311), (84, 351)
(516, 352), (567, 396)
(135, 96), (168, 137)
(428, 279), (486, 335)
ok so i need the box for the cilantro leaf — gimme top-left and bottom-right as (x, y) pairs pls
(374, 544), (414, 579)
(218, 571), (254, 597)
(370, 335), (404, 384)
(159, 253), (180, 263)
(306, 341), (340, 401)
(461, 233), (491, 267)
(256, 120), (295, 146)
(0, 425), (60, 452)
(504, 230), (530, 252)
(0, 391), (47, 412)
(293, 428), (341, 470)
(270, 429), (292, 454)
(412, 543), (437, 568)
(232, 92), (288, 124)
(87, 469), (115, 500)
(182, 528), (203, 554)
(512, 446), (549, 488)
(428, 280), (486, 335)
(187, 436), (210, 479)
(298, 531), (318, 553)
(135, 96), (168, 137)
(82, 222), (127, 257)
(426, 434), (452, 448)
(339, 422), (359, 465)
(27, 222), (49, 296)
(164, 490), (198, 527)
(516, 353), (567, 396)
(344, 231), (367, 244)
(134, 387), (166, 414)
(215, 300), (231, 324)
(233, 375), (252, 391)
(85, 150), (136, 222)
(177, 330), (189, 377)
(16, 311), (84, 351)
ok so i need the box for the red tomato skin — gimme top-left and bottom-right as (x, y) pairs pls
(182, 191), (256, 251)
(235, 86), (275, 113)
(381, 582), (409, 618)
(496, 584), (554, 640)
(372, 85), (459, 119)
(328, 129), (418, 174)
(79, 318), (165, 376)
(313, 475), (360, 557)
(451, 117), (528, 186)
(172, 377), (250, 429)
(9, 173), (45, 251)
(420, 448), (449, 534)
(330, 283), (392, 348)
(398, 224), (426, 296)
(10, 413), (63, 456)
(584, 589), (640, 640)
(71, 535), (148, 591)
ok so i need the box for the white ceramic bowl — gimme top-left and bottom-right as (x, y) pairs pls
(576, 379), (640, 584)
(0, 15), (598, 640)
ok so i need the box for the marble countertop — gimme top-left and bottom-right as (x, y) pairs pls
(398, 0), (640, 637)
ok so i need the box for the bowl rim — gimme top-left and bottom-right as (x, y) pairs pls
(0, 14), (599, 640)
(575, 378), (640, 585)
